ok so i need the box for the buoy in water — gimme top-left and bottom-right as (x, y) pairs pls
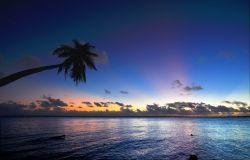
(50, 135), (65, 140)
(188, 154), (198, 160)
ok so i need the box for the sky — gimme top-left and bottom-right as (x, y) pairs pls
(0, 0), (249, 115)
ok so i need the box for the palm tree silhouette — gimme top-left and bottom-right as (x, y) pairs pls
(0, 40), (98, 87)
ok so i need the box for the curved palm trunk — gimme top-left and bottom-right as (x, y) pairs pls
(0, 64), (61, 87)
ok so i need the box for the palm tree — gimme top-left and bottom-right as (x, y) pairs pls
(0, 40), (98, 87)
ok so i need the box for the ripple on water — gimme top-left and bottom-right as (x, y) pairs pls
(0, 117), (250, 160)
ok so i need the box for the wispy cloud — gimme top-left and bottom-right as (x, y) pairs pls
(104, 89), (111, 94)
(120, 90), (129, 94)
(171, 80), (183, 88)
(171, 80), (203, 94)
(183, 85), (203, 92)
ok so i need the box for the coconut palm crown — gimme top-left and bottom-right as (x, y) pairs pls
(54, 40), (98, 84)
(0, 40), (98, 87)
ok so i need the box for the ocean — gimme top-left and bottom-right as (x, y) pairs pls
(0, 117), (249, 160)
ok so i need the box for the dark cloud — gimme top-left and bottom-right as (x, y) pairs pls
(208, 105), (237, 113)
(93, 101), (132, 108)
(239, 107), (250, 112)
(82, 102), (92, 105)
(183, 85), (203, 92)
(100, 102), (109, 107)
(168, 102), (197, 108)
(223, 101), (248, 107)
(146, 102), (249, 115)
(193, 105), (210, 114)
(94, 102), (102, 107)
(120, 90), (129, 94)
(0, 100), (64, 116)
(37, 95), (68, 109)
(120, 105), (133, 113)
(125, 105), (133, 108)
(171, 80), (183, 88)
(115, 102), (125, 107)
(136, 109), (142, 112)
(146, 104), (179, 114)
(82, 102), (94, 108)
(0, 101), (37, 116)
(104, 89), (111, 94)
(0, 99), (249, 116)
(93, 102), (110, 108)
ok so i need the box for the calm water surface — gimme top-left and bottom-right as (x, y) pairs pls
(0, 117), (250, 160)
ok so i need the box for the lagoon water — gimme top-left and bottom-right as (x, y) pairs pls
(0, 117), (250, 160)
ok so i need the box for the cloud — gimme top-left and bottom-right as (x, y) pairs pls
(146, 104), (178, 114)
(104, 89), (111, 94)
(171, 80), (203, 94)
(183, 85), (203, 92)
(120, 90), (129, 94)
(125, 105), (133, 108)
(193, 105), (211, 114)
(0, 101), (38, 116)
(94, 102), (102, 107)
(100, 102), (109, 107)
(82, 102), (94, 107)
(16, 55), (42, 69)
(37, 95), (68, 109)
(171, 80), (183, 88)
(115, 102), (125, 107)
(222, 101), (248, 107)
(0, 98), (249, 116)
(82, 102), (92, 105)
(94, 51), (109, 64)
(208, 105), (238, 113)
(146, 102), (249, 115)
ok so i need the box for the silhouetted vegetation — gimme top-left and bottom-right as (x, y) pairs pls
(0, 40), (98, 87)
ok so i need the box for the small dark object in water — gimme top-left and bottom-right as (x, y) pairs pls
(50, 135), (65, 140)
(190, 134), (194, 136)
(188, 154), (198, 160)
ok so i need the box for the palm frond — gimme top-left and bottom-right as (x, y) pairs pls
(54, 40), (99, 84)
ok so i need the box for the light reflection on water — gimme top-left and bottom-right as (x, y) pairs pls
(0, 117), (250, 160)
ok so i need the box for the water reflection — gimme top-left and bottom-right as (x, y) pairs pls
(1, 117), (250, 160)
